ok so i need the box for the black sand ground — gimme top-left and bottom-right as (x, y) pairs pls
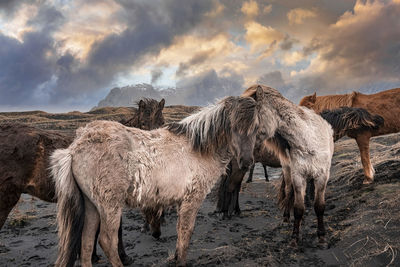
(1, 134), (399, 267)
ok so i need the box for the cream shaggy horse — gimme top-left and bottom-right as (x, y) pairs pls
(242, 85), (334, 246)
(51, 92), (262, 267)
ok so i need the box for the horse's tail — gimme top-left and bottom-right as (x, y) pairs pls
(320, 107), (385, 140)
(277, 172), (293, 211)
(50, 148), (85, 267)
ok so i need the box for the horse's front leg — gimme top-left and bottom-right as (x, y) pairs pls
(245, 163), (255, 183)
(355, 132), (374, 184)
(175, 195), (204, 266)
(0, 186), (21, 230)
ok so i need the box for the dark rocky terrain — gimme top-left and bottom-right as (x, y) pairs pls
(0, 107), (399, 266)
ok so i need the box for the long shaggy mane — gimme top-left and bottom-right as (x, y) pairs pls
(320, 107), (384, 140)
(167, 96), (258, 155)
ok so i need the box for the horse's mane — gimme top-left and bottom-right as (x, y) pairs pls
(134, 98), (159, 107)
(167, 96), (258, 155)
(320, 107), (384, 141)
(242, 84), (283, 99)
(313, 92), (358, 112)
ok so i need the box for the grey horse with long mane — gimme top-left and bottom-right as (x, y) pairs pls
(50, 91), (263, 267)
(242, 85), (334, 247)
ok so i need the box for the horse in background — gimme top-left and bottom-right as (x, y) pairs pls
(216, 105), (384, 222)
(0, 98), (165, 265)
(121, 98), (165, 129)
(300, 88), (400, 184)
(51, 93), (261, 267)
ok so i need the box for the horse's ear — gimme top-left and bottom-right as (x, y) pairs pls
(255, 85), (264, 101)
(138, 99), (145, 110)
(311, 92), (317, 103)
(159, 98), (165, 109)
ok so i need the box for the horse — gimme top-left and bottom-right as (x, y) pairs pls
(239, 84), (334, 247)
(299, 88), (400, 184)
(216, 104), (384, 226)
(51, 93), (262, 267)
(122, 98), (165, 130)
(0, 98), (165, 265)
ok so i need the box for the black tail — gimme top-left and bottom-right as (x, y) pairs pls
(320, 107), (384, 141)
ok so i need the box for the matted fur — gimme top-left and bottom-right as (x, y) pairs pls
(242, 84), (334, 244)
(52, 95), (260, 266)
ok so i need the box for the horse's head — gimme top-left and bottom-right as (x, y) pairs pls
(227, 94), (261, 170)
(137, 98), (165, 130)
(299, 92), (317, 109)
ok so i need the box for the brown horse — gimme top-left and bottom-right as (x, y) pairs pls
(122, 98), (165, 129)
(0, 98), (165, 264)
(300, 88), (400, 184)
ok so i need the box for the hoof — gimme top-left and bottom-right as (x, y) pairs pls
(152, 230), (161, 239)
(121, 255), (133, 266)
(362, 179), (373, 185)
(283, 217), (290, 223)
(246, 179), (252, 183)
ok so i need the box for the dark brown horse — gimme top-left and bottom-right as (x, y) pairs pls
(121, 98), (165, 129)
(299, 88), (400, 184)
(0, 98), (165, 264)
(217, 106), (384, 219)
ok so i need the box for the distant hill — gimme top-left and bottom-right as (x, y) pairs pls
(94, 84), (176, 109)
(0, 105), (199, 134)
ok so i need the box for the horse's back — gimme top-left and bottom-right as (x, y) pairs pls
(0, 123), (71, 201)
(353, 88), (400, 134)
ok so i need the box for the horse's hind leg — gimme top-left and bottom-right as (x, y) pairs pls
(355, 133), (374, 184)
(246, 163), (255, 183)
(263, 164), (269, 182)
(81, 196), (100, 267)
(314, 177), (328, 247)
(118, 217), (133, 265)
(281, 166), (292, 223)
(290, 172), (306, 247)
(98, 208), (124, 267)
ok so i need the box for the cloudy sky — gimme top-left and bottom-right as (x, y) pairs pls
(1, 0), (400, 111)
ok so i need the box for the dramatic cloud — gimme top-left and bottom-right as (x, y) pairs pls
(244, 21), (284, 52)
(1, 0), (399, 111)
(296, 0), (400, 95)
(241, 0), (259, 17)
(151, 69), (163, 84)
(287, 8), (317, 25)
(175, 69), (244, 106)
